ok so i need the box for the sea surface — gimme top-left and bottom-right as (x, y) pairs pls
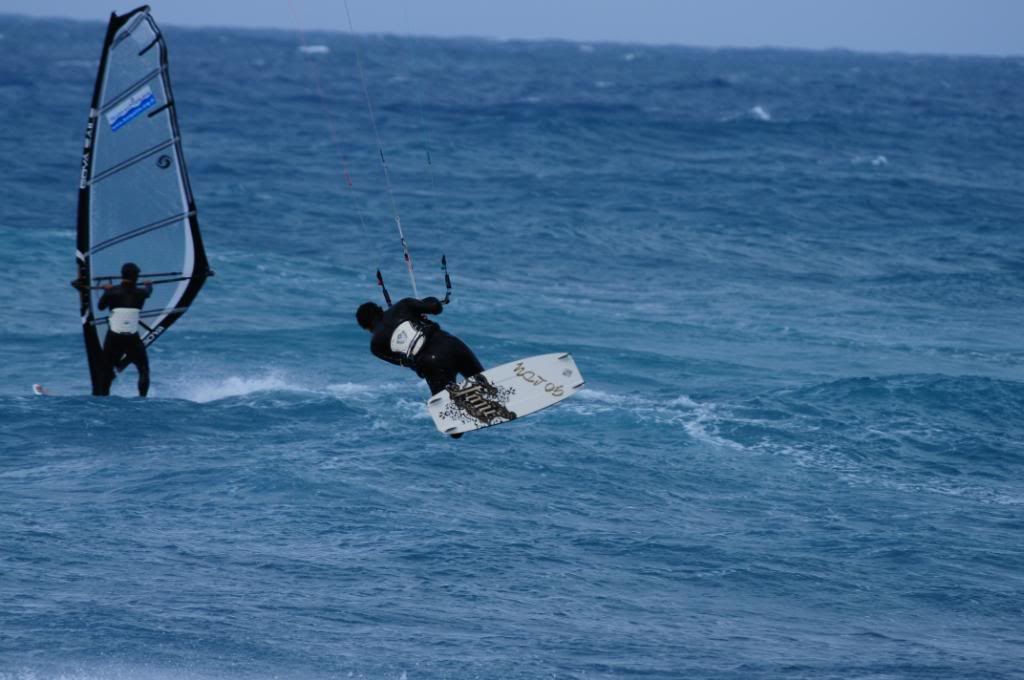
(1, 11), (1023, 680)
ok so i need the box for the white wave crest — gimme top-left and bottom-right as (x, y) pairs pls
(569, 389), (744, 450)
(577, 388), (636, 406)
(161, 373), (422, 405)
(170, 373), (312, 403)
(298, 44), (329, 55)
(852, 154), (890, 166)
(326, 381), (412, 399)
(750, 105), (771, 121)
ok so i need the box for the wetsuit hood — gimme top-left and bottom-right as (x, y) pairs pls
(121, 262), (141, 282)
(356, 302), (384, 330)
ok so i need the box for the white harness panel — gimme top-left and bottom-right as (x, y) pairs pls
(390, 320), (425, 357)
(108, 307), (140, 334)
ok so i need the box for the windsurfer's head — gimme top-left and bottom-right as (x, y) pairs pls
(121, 262), (141, 283)
(356, 302), (384, 331)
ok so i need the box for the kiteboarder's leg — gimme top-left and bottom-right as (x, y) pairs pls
(416, 333), (461, 396)
(418, 355), (457, 396)
(451, 336), (484, 382)
(418, 362), (463, 439)
(422, 371), (452, 396)
(417, 331), (484, 393)
(419, 333), (483, 441)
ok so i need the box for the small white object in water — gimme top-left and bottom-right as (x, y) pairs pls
(750, 105), (771, 121)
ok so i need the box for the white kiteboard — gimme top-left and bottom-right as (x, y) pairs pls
(427, 352), (584, 435)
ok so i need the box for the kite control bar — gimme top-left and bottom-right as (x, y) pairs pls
(376, 255), (452, 308)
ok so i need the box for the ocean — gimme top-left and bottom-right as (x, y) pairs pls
(1, 11), (1023, 680)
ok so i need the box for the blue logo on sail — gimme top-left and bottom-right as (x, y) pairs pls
(106, 86), (157, 132)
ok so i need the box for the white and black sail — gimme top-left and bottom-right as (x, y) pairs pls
(74, 6), (210, 394)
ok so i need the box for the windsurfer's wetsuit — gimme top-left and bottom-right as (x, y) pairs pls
(370, 296), (484, 395)
(97, 281), (153, 397)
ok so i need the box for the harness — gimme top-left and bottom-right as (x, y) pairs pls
(108, 307), (140, 335)
(390, 320), (426, 358)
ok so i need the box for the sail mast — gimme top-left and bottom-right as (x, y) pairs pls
(75, 10), (122, 393)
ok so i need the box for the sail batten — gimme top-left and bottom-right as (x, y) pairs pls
(89, 212), (192, 255)
(75, 6), (209, 395)
(89, 137), (177, 184)
(100, 66), (165, 114)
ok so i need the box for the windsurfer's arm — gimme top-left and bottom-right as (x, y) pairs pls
(97, 289), (112, 310)
(141, 281), (153, 298)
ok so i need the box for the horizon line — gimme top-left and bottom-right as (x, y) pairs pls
(2, 10), (1022, 61)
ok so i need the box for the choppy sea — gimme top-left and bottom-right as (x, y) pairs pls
(1, 11), (1023, 680)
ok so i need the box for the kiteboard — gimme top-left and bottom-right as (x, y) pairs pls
(427, 353), (584, 436)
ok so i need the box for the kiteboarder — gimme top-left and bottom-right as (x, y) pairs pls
(96, 262), (153, 397)
(356, 296), (484, 396)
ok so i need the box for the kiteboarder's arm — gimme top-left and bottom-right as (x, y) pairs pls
(404, 296), (443, 316)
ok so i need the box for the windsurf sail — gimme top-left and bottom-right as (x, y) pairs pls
(74, 6), (210, 395)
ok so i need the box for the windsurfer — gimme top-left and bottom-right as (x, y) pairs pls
(96, 262), (153, 397)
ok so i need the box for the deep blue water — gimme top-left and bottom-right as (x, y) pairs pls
(2, 11), (1024, 680)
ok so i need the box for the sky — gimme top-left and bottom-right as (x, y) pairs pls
(4, 0), (1023, 57)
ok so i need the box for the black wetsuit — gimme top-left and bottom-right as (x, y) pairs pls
(370, 297), (484, 395)
(97, 281), (153, 397)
